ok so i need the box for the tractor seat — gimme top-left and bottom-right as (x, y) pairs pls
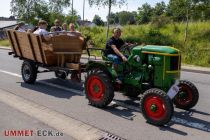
(86, 47), (109, 61)
(101, 49), (109, 61)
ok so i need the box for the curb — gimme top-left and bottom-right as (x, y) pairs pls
(0, 46), (11, 50)
(1, 46), (210, 74)
(181, 66), (210, 75)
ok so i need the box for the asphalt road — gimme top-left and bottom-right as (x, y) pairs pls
(0, 49), (210, 140)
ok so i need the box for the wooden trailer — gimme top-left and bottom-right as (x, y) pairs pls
(6, 29), (87, 83)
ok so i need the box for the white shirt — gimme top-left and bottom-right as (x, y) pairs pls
(33, 28), (49, 36)
(17, 28), (26, 32)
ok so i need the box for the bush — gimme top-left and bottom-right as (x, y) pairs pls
(143, 28), (174, 45)
(151, 15), (171, 29)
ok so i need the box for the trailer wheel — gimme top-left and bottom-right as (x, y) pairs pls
(21, 60), (37, 84)
(174, 80), (199, 110)
(55, 71), (67, 79)
(85, 69), (114, 108)
(140, 88), (174, 126)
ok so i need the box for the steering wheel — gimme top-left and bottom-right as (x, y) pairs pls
(120, 43), (138, 55)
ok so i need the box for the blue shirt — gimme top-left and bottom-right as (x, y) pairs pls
(105, 36), (124, 56)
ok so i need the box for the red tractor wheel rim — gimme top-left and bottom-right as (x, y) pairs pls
(86, 76), (105, 101)
(144, 96), (166, 121)
(175, 84), (193, 106)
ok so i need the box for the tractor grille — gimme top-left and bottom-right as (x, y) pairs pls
(170, 56), (179, 70)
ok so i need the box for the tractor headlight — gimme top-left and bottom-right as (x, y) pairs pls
(133, 55), (140, 62)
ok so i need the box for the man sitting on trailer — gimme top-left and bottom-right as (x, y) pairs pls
(33, 20), (53, 42)
(33, 20), (49, 36)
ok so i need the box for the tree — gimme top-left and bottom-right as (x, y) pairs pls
(168, 0), (190, 22)
(48, 0), (71, 13)
(10, 0), (75, 26)
(88, 0), (127, 40)
(154, 1), (166, 16)
(116, 11), (136, 25)
(137, 3), (153, 24)
(93, 15), (104, 26)
(10, 0), (50, 24)
(168, 0), (210, 42)
(109, 12), (119, 24)
(169, 0), (192, 42)
(191, 0), (210, 21)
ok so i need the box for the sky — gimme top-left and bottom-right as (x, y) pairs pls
(0, 0), (169, 21)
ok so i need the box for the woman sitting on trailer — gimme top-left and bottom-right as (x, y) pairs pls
(67, 23), (81, 37)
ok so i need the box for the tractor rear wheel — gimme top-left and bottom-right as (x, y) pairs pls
(21, 60), (37, 84)
(174, 80), (199, 110)
(85, 69), (114, 108)
(140, 88), (174, 126)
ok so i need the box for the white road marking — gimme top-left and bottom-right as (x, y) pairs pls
(0, 69), (21, 78)
(0, 69), (83, 95)
(0, 69), (210, 132)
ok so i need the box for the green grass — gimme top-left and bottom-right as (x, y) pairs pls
(80, 21), (210, 67)
(0, 39), (10, 47)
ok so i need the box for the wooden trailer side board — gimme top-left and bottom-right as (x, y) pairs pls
(6, 29), (86, 68)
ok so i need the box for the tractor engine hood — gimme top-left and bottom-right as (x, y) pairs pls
(133, 45), (180, 55)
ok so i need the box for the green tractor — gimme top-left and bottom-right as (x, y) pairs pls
(85, 45), (199, 126)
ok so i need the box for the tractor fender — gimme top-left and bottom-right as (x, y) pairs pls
(86, 61), (117, 79)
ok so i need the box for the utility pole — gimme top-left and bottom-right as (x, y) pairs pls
(72, 0), (74, 15)
(83, 0), (85, 21)
(106, 0), (111, 41)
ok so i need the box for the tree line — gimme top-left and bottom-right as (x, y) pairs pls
(10, 0), (210, 27)
(10, 0), (78, 26)
(92, 0), (210, 26)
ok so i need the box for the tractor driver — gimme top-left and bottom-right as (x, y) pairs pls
(105, 28), (127, 83)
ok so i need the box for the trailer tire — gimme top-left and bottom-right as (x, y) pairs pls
(140, 88), (174, 126)
(174, 80), (199, 110)
(55, 71), (67, 79)
(21, 60), (37, 84)
(85, 69), (114, 108)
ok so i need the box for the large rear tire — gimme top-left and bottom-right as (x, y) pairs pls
(140, 88), (174, 126)
(21, 60), (37, 84)
(85, 69), (114, 108)
(174, 80), (199, 110)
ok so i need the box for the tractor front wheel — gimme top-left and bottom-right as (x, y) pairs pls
(140, 88), (174, 126)
(174, 80), (199, 110)
(85, 69), (114, 108)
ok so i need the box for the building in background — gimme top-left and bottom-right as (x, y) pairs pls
(0, 16), (17, 40)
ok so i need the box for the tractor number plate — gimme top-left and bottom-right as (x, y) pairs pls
(167, 84), (179, 99)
